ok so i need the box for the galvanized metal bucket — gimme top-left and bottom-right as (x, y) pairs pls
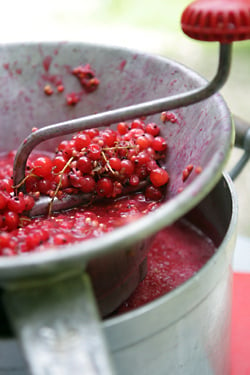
(0, 173), (237, 374)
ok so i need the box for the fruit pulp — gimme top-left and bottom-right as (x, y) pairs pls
(113, 218), (216, 315)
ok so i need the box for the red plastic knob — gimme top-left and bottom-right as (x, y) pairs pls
(181, 0), (250, 43)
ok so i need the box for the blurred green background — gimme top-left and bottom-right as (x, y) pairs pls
(1, 0), (250, 236)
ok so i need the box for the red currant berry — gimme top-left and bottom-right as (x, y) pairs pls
(57, 84), (64, 93)
(44, 84), (53, 95)
(131, 119), (145, 130)
(74, 133), (91, 151)
(76, 156), (92, 174)
(88, 144), (101, 160)
(52, 155), (69, 174)
(69, 172), (82, 188)
(0, 191), (9, 210)
(112, 181), (123, 197)
(37, 178), (55, 195)
(66, 92), (80, 105)
(32, 156), (53, 178)
(152, 136), (167, 152)
(182, 164), (194, 182)
(102, 129), (117, 147)
(97, 178), (113, 197)
(85, 128), (99, 139)
(126, 128), (144, 140)
(24, 195), (35, 211)
(129, 175), (140, 186)
(145, 147), (156, 159)
(7, 194), (26, 214)
(0, 178), (13, 194)
(136, 135), (151, 150)
(135, 151), (151, 166)
(81, 77), (99, 93)
(117, 122), (129, 135)
(25, 175), (39, 193)
(145, 185), (163, 201)
(0, 232), (13, 248)
(134, 165), (148, 179)
(146, 160), (158, 172)
(80, 175), (96, 193)
(150, 168), (169, 187)
(109, 157), (122, 171)
(53, 174), (69, 190)
(4, 211), (19, 231)
(120, 159), (134, 176)
(145, 122), (160, 136)
(57, 140), (76, 159)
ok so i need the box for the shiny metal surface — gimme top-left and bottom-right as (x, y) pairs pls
(104, 173), (237, 375)
(0, 174), (238, 374)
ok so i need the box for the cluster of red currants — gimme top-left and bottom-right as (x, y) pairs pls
(0, 118), (169, 232)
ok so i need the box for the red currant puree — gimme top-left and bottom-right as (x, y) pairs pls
(114, 218), (215, 314)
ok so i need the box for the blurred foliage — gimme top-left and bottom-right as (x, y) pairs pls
(95, 0), (190, 32)
(93, 0), (250, 55)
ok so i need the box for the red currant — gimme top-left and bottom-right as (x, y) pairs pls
(109, 157), (122, 171)
(80, 175), (96, 193)
(88, 144), (101, 160)
(74, 133), (91, 151)
(152, 136), (167, 152)
(117, 122), (129, 135)
(120, 160), (134, 176)
(7, 194), (26, 214)
(150, 168), (169, 187)
(145, 185), (163, 201)
(145, 122), (160, 136)
(32, 156), (53, 178)
(0, 191), (9, 210)
(97, 178), (113, 197)
(4, 211), (19, 231)
(76, 156), (92, 174)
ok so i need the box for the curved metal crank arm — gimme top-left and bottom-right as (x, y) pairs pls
(230, 116), (250, 180)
